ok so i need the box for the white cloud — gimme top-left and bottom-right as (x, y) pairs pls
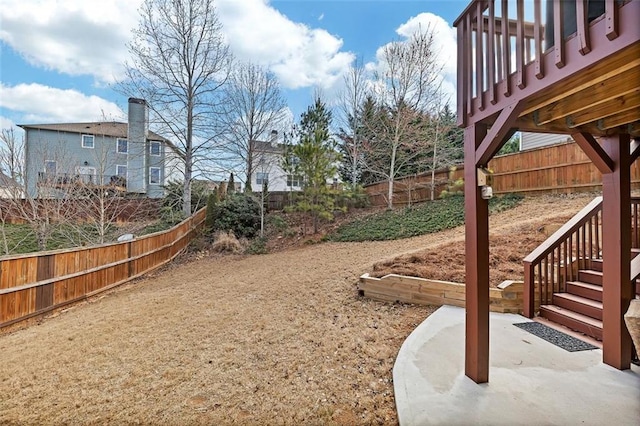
(396, 13), (457, 79)
(216, 0), (354, 90)
(0, 83), (125, 123)
(365, 12), (458, 110)
(0, 0), (138, 84)
(0, 0), (355, 92)
(0, 116), (17, 131)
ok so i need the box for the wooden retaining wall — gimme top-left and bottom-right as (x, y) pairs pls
(0, 208), (206, 329)
(358, 274), (541, 314)
(365, 141), (640, 207)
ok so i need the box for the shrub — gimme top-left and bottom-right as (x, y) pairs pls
(211, 231), (242, 253)
(266, 214), (289, 233)
(246, 236), (268, 255)
(336, 184), (370, 209)
(162, 180), (211, 216)
(205, 192), (218, 230)
(210, 193), (261, 239)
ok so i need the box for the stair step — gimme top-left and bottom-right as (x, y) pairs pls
(539, 305), (603, 340)
(589, 259), (603, 272)
(566, 281), (603, 302)
(552, 293), (603, 320)
(577, 269), (602, 285)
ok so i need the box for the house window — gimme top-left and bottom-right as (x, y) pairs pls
(82, 134), (94, 148)
(112, 165), (127, 187)
(44, 160), (57, 175)
(116, 165), (127, 178)
(256, 172), (269, 185)
(150, 141), (161, 156)
(149, 167), (161, 185)
(287, 174), (303, 187)
(117, 138), (128, 154)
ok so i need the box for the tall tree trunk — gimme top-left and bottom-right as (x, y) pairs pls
(388, 144), (397, 209)
(430, 119), (441, 201)
(183, 100), (194, 216)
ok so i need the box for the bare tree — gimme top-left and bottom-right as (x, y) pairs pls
(218, 62), (287, 191)
(121, 0), (232, 215)
(425, 99), (463, 200)
(363, 28), (443, 209)
(59, 143), (153, 246)
(10, 144), (77, 251)
(0, 128), (24, 185)
(336, 60), (369, 188)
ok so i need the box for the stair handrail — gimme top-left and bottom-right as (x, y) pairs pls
(523, 196), (603, 317)
(524, 197), (603, 264)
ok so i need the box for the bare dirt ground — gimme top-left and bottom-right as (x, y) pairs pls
(0, 193), (594, 425)
(371, 194), (594, 286)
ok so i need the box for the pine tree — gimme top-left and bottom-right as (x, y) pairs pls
(284, 97), (340, 234)
(205, 191), (218, 232)
(227, 172), (235, 195)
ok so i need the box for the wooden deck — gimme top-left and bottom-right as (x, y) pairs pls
(455, 0), (640, 139)
(455, 0), (640, 382)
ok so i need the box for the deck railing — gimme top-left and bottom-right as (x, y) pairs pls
(38, 172), (127, 189)
(454, 0), (629, 127)
(523, 196), (640, 317)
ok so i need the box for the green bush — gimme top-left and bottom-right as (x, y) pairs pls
(205, 192), (218, 230)
(162, 180), (211, 217)
(336, 184), (370, 209)
(210, 193), (261, 239)
(246, 236), (268, 255)
(266, 214), (289, 233)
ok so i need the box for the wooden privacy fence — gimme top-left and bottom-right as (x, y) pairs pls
(365, 168), (464, 207)
(365, 142), (640, 207)
(0, 208), (206, 329)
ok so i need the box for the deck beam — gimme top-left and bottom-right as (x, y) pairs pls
(476, 101), (523, 167)
(601, 133), (632, 370)
(464, 123), (490, 384)
(572, 132), (614, 174)
(630, 139), (640, 163)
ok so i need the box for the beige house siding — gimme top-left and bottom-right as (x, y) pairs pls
(520, 132), (573, 151)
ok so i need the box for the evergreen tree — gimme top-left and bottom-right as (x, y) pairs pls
(205, 191), (218, 231)
(227, 172), (235, 195)
(284, 97), (341, 233)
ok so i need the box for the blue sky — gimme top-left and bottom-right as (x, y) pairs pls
(0, 0), (466, 136)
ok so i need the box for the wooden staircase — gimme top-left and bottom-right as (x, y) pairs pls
(538, 252), (640, 341)
(524, 197), (640, 342)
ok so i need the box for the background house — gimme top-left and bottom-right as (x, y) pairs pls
(520, 132), (574, 151)
(250, 131), (303, 193)
(0, 171), (22, 198)
(19, 98), (171, 199)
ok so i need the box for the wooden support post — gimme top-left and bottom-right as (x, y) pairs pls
(601, 133), (632, 370)
(465, 123), (490, 383)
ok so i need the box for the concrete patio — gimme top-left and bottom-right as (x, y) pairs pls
(394, 305), (640, 425)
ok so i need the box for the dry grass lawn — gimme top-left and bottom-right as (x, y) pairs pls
(0, 193), (594, 425)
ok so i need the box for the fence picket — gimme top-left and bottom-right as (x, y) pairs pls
(0, 208), (206, 329)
